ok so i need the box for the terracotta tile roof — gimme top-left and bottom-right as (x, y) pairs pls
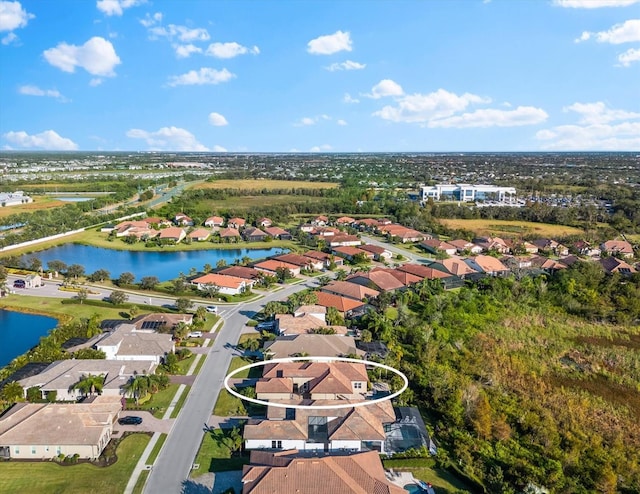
(192, 272), (246, 289)
(256, 378), (293, 394)
(315, 291), (365, 313)
(336, 216), (356, 224)
(254, 259), (299, 272)
(332, 246), (369, 257)
(601, 240), (633, 255)
(599, 257), (637, 273)
(421, 239), (456, 251)
(275, 313), (328, 334)
(204, 215), (224, 225)
(218, 266), (261, 280)
(264, 226), (289, 237)
(307, 367), (356, 395)
(328, 406), (386, 441)
(346, 271), (405, 292)
(384, 269), (423, 286)
(330, 235), (361, 245)
(355, 218), (380, 226)
(321, 281), (379, 301)
(244, 227), (267, 237)
(273, 253), (314, 267)
(470, 255), (509, 273)
(219, 227), (241, 238)
(243, 420), (307, 440)
(263, 335), (361, 358)
(303, 250), (331, 261)
(396, 263), (450, 279)
(228, 217), (246, 227)
(188, 228), (210, 239)
(158, 227), (185, 239)
(262, 362), (368, 382)
(358, 244), (387, 255)
(441, 258), (478, 276)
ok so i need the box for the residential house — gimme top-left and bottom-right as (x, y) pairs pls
(346, 270), (405, 293)
(440, 258), (479, 278)
(358, 244), (393, 261)
(331, 246), (373, 262)
(475, 236), (510, 254)
(574, 240), (601, 257)
(532, 238), (569, 256)
(219, 227), (242, 242)
(328, 235), (362, 247)
(158, 227), (186, 243)
(173, 213), (194, 226)
(355, 218), (381, 230)
(256, 218), (272, 228)
(384, 268), (423, 287)
(420, 239), (457, 256)
(601, 240), (634, 259)
(315, 291), (365, 317)
(254, 260), (301, 277)
(204, 216), (225, 228)
(240, 449), (406, 494)
(599, 257), (637, 275)
(335, 216), (355, 225)
(191, 272), (254, 295)
(228, 217), (246, 229)
(321, 281), (379, 302)
(312, 215), (329, 226)
(131, 313), (193, 330)
(273, 253), (318, 272)
(502, 256), (534, 270)
(243, 227), (269, 242)
(263, 226), (292, 240)
(275, 308), (347, 336)
(312, 226), (340, 237)
(395, 263), (451, 281)
(304, 250), (343, 268)
(113, 220), (156, 239)
(530, 255), (567, 273)
(464, 255), (510, 276)
(0, 395), (122, 460)
(188, 228), (211, 242)
(218, 266), (262, 281)
(262, 335), (362, 359)
(379, 224), (429, 243)
(18, 359), (156, 401)
(448, 239), (483, 255)
(145, 217), (172, 228)
(95, 326), (174, 363)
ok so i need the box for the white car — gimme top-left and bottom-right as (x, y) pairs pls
(206, 306), (218, 314)
(188, 331), (203, 338)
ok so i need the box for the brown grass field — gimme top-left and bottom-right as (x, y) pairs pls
(0, 197), (67, 218)
(190, 179), (338, 190)
(439, 218), (584, 237)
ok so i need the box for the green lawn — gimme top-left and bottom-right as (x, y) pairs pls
(175, 354), (196, 375)
(170, 385), (191, 419)
(191, 429), (249, 477)
(126, 383), (180, 418)
(146, 433), (167, 465)
(383, 459), (477, 493)
(0, 433), (150, 494)
(213, 389), (246, 417)
(131, 469), (149, 494)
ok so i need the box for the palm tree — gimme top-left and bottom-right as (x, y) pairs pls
(123, 375), (149, 405)
(0, 381), (24, 403)
(71, 374), (104, 398)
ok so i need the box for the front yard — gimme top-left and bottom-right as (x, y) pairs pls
(0, 433), (150, 494)
(191, 428), (249, 477)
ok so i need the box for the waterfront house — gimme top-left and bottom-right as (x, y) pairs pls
(191, 272), (254, 295)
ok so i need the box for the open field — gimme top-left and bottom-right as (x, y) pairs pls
(439, 218), (584, 237)
(0, 433), (150, 494)
(190, 179), (338, 190)
(0, 197), (67, 219)
(186, 193), (329, 213)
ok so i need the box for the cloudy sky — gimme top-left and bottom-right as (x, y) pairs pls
(1, 0), (639, 152)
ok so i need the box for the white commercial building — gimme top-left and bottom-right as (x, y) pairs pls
(419, 184), (516, 203)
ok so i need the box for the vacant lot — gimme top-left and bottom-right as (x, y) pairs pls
(0, 197), (67, 219)
(191, 179), (338, 190)
(0, 433), (150, 494)
(439, 218), (583, 237)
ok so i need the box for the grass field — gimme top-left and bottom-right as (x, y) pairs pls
(190, 179), (338, 190)
(0, 433), (150, 494)
(0, 197), (67, 218)
(191, 429), (249, 477)
(188, 193), (329, 212)
(439, 218), (584, 237)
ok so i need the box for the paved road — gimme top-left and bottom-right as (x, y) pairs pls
(360, 233), (429, 264)
(144, 278), (319, 494)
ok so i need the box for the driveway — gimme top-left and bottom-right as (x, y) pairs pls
(113, 411), (174, 435)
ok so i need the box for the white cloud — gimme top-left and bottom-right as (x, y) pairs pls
(126, 126), (209, 151)
(0, 1), (34, 32)
(374, 88), (491, 123)
(3, 130), (78, 150)
(89, 78), (103, 86)
(325, 60), (366, 71)
(96, 0), (145, 16)
(563, 101), (640, 124)
(149, 24), (209, 42)
(18, 85), (68, 101)
(43, 36), (121, 77)
(208, 112), (229, 126)
(618, 47), (640, 65)
(365, 79), (404, 99)
(140, 12), (162, 28)
(554, 0), (639, 8)
(310, 144), (332, 152)
(174, 43), (202, 58)
(206, 42), (259, 58)
(1, 31), (16, 44)
(167, 67), (235, 86)
(212, 145), (227, 152)
(536, 101), (640, 150)
(307, 30), (352, 55)
(428, 106), (548, 128)
(337, 119), (347, 126)
(576, 19), (640, 44)
(294, 115), (331, 127)
(343, 93), (359, 104)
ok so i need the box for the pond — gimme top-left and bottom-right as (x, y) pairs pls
(22, 244), (287, 282)
(0, 309), (58, 368)
(56, 197), (94, 202)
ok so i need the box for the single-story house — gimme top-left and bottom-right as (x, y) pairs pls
(420, 239), (457, 256)
(228, 217), (246, 229)
(346, 270), (405, 292)
(158, 227), (186, 243)
(448, 239), (483, 254)
(312, 215), (329, 226)
(262, 334), (362, 359)
(315, 291), (365, 316)
(263, 226), (292, 240)
(532, 239), (569, 256)
(440, 258), (479, 278)
(204, 216), (225, 228)
(331, 246), (373, 262)
(191, 272), (254, 295)
(272, 253), (319, 271)
(218, 266), (262, 280)
(95, 326), (174, 363)
(328, 235), (361, 247)
(599, 257), (637, 274)
(0, 395), (122, 460)
(335, 216), (355, 225)
(601, 240), (634, 258)
(464, 255), (510, 276)
(395, 263), (451, 281)
(303, 250), (343, 268)
(358, 244), (393, 261)
(173, 213), (194, 226)
(256, 217), (272, 228)
(475, 236), (510, 254)
(253, 260), (301, 277)
(321, 281), (379, 302)
(243, 227), (268, 242)
(188, 228), (211, 242)
(219, 227), (242, 241)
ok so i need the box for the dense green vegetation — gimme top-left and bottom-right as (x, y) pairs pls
(357, 267), (640, 493)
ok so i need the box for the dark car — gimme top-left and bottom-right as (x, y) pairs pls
(118, 416), (143, 425)
(13, 280), (25, 288)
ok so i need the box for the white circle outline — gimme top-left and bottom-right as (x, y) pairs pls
(223, 356), (408, 410)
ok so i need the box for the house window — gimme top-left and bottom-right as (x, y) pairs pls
(14, 446), (19, 454)
(31, 446), (36, 455)
(354, 382), (362, 389)
(271, 441), (282, 449)
(56, 446), (62, 455)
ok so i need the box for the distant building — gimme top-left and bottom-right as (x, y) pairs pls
(0, 191), (33, 207)
(420, 184), (516, 203)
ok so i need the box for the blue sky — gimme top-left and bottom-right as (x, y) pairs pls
(0, 0), (638, 152)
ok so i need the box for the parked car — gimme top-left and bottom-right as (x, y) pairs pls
(13, 280), (25, 288)
(118, 416), (143, 425)
(188, 331), (203, 338)
(257, 321), (276, 331)
(206, 306), (218, 314)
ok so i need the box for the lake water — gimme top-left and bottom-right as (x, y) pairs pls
(23, 244), (287, 282)
(0, 310), (58, 368)
(57, 197), (93, 202)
